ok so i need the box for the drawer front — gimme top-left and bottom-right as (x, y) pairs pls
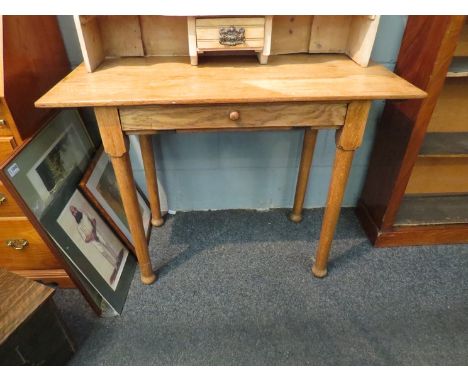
(0, 120), (13, 137)
(196, 17), (265, 51)
(0, 117), (13, 137)
(0, 218), (61, 270)
(0, 136), (16, 163)
(0, 182), (25, 217)
(0, 100), (13, 137)
(120, 102), (347, 132)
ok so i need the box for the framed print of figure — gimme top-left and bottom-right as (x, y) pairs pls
(1, 109), (134, 315)
(42, 187), (136, 312)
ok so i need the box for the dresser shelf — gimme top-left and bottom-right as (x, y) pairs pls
(419, 132), (468, 157)
(447, 56), (468, 77)
(396, 194), (468, 226)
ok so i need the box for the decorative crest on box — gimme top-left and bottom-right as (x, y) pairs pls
(219, 26), (246, 46)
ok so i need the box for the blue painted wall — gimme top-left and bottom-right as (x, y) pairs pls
(57, 16), (407, 212)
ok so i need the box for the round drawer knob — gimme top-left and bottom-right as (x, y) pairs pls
(229, 111), (240, 121)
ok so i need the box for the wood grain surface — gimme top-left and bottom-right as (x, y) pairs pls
(0, 181), (24, 216)
(119, 102), (347, 131)
(405, 157), (468, 194)
(0, 217), (61, 270)
(427, 77), (468, 132)
(0, 136), (15, 162)
(12, 269), (75, 289)
(312, 101), (371, 277)
(454, 19), (468, 56)
(35, 54), (426, 108)
(309, 16), (351, 53)
(0, 268), (53, 344)
(139, 16), (189, 56)
(356, 198), (468, 247)
(2, 16), (70, 141)
(139, 135), (164, 227)
(95, 107), (156, 285)
(289, 128), (318, 223)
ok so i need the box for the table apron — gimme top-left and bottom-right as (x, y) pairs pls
(118, 102), (348, 132)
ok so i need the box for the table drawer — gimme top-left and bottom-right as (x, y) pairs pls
(120, 102), (347, 132)
(0, 218), (60, 270)
(196, 17), (265, 51)
(0, 136), (16, 163)
(0, 182), (24, 217)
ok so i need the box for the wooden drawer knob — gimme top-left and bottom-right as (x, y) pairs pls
(0, 119), (5, 126)
(0, 193), (6, 205)
(229, 111), (240, 121)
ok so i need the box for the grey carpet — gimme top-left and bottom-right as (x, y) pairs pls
(53, 208), (468, 365)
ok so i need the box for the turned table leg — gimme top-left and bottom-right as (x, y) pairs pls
(312, 148), (354, 277)
(312, 101), (372, 278)
(289, 128), (318, 223)
(95, 107), (157, 285)
(139, 135), (164, 227)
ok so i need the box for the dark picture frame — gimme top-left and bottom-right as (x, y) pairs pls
(3, 110), (94, 219)
(79, 147), (151, 254)
(0, 110), (135, 315)
(41, 184), (136, 312)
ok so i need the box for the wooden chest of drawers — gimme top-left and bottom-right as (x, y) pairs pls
(0, 16), (73, 287)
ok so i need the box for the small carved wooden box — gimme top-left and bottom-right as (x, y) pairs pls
(188, 16), (273, 65)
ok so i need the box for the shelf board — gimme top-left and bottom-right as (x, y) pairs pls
(419, 132), (468, 157)
(447, 56), (468, 77)
(395, 194), (468, 226)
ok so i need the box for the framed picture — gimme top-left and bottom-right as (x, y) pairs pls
(1, 110), (135, 315)
(79, 147), (151, 253)
(40, 187), (135, 311)
(4, 110), (94, 219)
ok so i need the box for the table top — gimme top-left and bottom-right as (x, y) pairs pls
(36, 54), (426, 108)
(0, 269), (54, 344)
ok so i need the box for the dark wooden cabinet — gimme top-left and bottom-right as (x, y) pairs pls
(357, 16), (468, 246)
(0, 16), (73, 286)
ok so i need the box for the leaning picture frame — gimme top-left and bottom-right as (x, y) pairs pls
(3, 110), (95, 219)
(0, 109), (135, 315)
(79, 147), (151, 254)
(41, 185), (136, 311)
